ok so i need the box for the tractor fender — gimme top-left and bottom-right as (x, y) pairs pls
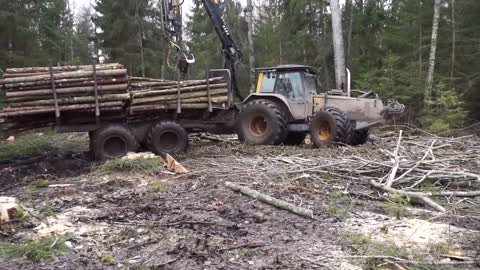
(241, 93), (294, 120)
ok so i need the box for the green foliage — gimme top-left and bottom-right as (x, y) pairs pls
(341, 231), (423, 270)
(97, 158), (164, 174)
(0, 236), (69, 262)
(0, 134), (55, 161)
(423, 83), (468, 134)
(101, 254), (115, 265)
(149, 181), (168, 193)
(13, 206), (29, 223)
(31, 179), (50, 189)
(0, 132), (87, 161)
(382, 194), (411, 219)
(428, 242), (449, 256)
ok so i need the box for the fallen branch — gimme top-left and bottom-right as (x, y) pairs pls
(385, 130), (403, 188)
(224, 181), (314, 219)
(370, 179), (446, 212)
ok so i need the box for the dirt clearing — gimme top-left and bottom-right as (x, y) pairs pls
(0, 129), (479, 269)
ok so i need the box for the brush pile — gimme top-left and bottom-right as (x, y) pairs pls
(128, 76), (229, 114)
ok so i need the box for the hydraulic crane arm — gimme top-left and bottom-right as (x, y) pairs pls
(160, 0), (243, 99)
(201, 0), (242, 65)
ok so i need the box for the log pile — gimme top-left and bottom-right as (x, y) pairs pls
(0, 63), (230, 133)
(0, 64), (129, 131)
(129, 76), (229, 114)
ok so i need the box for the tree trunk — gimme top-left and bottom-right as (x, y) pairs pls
(417, 0), (423, 75)
(10, 93), (130, 108)
(330, 0), (347, 90)
(2, 102), (123, 116)
(4, 63), (124, 74)
(132, 83), (228, 98)
(346, 0), (354, 68)
(246, 0), (255, 93)
(6, 84), (128, 98)
(425, 0), (441, 102)
(450, 0), (456, 88)
(132, 89), (228, 105)
(1, 69), (127, 84)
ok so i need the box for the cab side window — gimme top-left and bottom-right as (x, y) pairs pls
(258, 73), (276, 93)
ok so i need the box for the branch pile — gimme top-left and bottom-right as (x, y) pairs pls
(186, 130), (480, 213)
(129, 76), (229, 114)
(0, 64), (129, 131)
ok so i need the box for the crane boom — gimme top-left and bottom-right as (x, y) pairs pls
(160, 0), (243, 99)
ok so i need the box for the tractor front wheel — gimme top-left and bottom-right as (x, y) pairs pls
(310, 107), (353, 147)
(237, 99), (288, 145)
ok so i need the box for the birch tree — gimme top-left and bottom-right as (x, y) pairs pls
(330, 0), (347, 90)
(246, 0), (255, 93)
(425, 0), (441, 101)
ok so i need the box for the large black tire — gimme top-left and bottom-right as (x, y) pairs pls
(350, 129), (370, 146)
(146, 121), (188, 156)
(284, 132), (307, 145)
(91, 124), (139, 160)
(311, 107), (353, 147)
(237, 99), (288, 145)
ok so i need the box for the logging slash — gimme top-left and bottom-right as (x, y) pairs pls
(224, 181), (314, 219)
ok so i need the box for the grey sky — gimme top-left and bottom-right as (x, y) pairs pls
(70, 0), (345, 16)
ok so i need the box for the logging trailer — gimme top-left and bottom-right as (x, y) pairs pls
(0, 0), (404, 160)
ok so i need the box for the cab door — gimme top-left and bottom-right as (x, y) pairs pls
(274, 72), (308, 120)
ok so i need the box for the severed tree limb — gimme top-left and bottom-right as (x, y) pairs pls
(224, 181), (314, 219)
(394, 139), (436, 184)
(385, 130), (403, 188)
(370, 179), (446, 212)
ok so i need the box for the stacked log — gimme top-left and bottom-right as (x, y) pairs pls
(0, 64), (231, 133)
(0, 64), (130, 131)
(129, 76), (229, 114)
(0, 64), (129, 131)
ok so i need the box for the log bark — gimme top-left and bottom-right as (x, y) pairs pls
(129, 103), (214, 113)
(1, 102), (124, 117)
(132, 83), (228, 98)
(425, 0), (441, 101)
(3, 76), (126, 90)
(370, 179), (446, 212)
(130, 77), (224, 89)
(224, 181), (314, 219)
(330, 0), (347, 90)
(2, 69), (127, 84)
(6, 84), (128, 98)
(4, 76), (128, 92)
(132, 89), (227, 105)
(10, 93), (130, 107)
(5, 63), (124, 74)
(3, 72), (50, 78)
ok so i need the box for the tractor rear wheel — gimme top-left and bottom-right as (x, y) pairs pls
(147, 121), (188, 156)
(237, 99), (288, 145)
(311, 107), (353, 147)
(91, 124), (139, 160)
(350, 129), (370, 146)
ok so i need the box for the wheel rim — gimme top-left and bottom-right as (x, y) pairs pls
(104, 136), (127, 158)
(250, 115), (268, 136)
(159, 131), (179, 152)
(317, 120), (332, 141)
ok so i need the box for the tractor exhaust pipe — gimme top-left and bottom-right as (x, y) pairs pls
(346, 68), (351, 97)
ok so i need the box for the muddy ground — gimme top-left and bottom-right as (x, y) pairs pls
(0, 131), (479, 270)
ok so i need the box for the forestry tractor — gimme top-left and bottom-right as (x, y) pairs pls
(157, 0), (404, 148)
